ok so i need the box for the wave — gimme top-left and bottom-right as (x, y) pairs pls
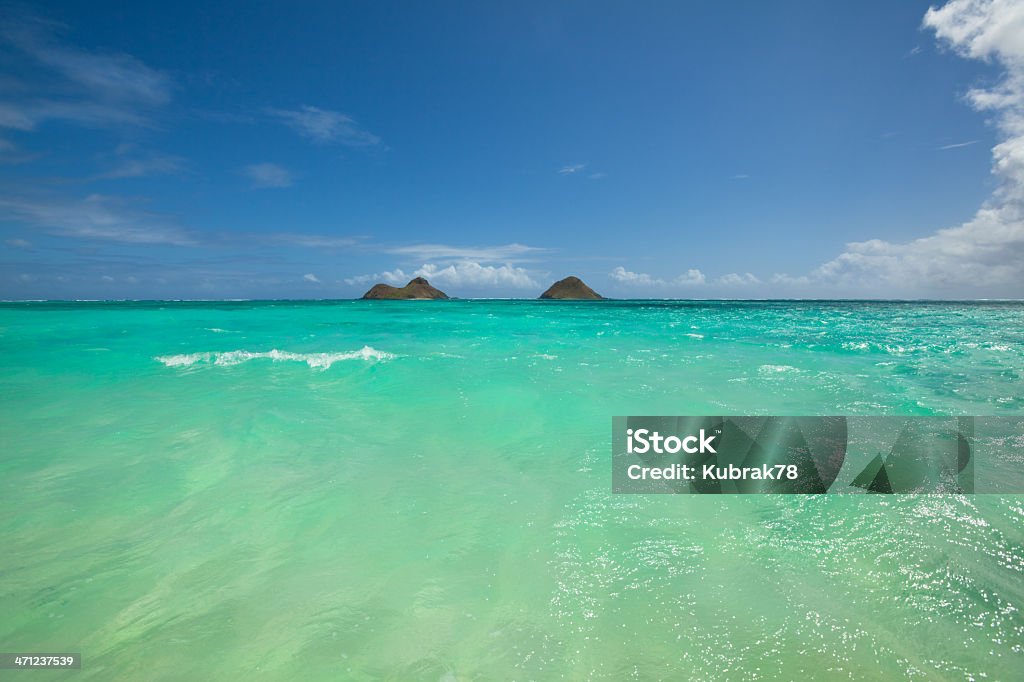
(155, 346), (394, 370)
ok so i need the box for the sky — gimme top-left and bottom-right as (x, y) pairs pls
(1, 0), (1023, 299)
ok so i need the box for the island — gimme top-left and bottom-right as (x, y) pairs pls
(538, 276), (603, 300)
(361, 277), (450, 300)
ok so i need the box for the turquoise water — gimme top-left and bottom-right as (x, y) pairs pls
(1, 300), (1023, 680)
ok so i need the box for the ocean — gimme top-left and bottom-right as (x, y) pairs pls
(1, 300), (1022, 680)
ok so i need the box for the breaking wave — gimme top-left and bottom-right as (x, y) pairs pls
(155, 346), (394, 370)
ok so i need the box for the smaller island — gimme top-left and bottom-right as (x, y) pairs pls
(361, 277), (449, 300)
(538, 276), (603, 300)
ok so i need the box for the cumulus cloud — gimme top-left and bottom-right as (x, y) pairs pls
(794, 0), (1024, 297)
(267, 105), (379, 146)
(717, 272), (761, 286)
(345, 262), (540, 290)
(243, 162), (293, 188)
(344, 269), (408, 287)
(414, 262), (539, 288)
(610, 266), (706, 287)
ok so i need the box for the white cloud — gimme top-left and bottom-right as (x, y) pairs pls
(243, 162), (293, 188)
(5, 238), (32, 249)
(559, 164), (585, 174)
(610, 266), (706, 287)
(717, 272), (761, 286)
(267, 105), (379, 146)
(924, 0), (1024, 61)
(677, 269), (707, 285)
(385, 242), (544, 262)
(414, 262), (539, 288)
(344, 269), (408, 287)
(0, 193), (194, 245)
(303, 273), (320, 283)
(589, 172), (607, 180)
(610, 266), (659, 285)
(345, 262), (539, 290)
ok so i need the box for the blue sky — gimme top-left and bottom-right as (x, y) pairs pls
(2, 0), (1022, 299)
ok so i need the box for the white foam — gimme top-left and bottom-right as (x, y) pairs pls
(156, 346), (393, 370)
(758, 364), (800, 374)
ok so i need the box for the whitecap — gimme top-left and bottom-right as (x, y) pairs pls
(155, 345), (393, 370)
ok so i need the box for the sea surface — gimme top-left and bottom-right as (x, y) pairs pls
(1, 300), (1022, 681)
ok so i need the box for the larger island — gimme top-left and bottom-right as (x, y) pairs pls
(538, 276), (603, 300)
(361, 277), (449, 299)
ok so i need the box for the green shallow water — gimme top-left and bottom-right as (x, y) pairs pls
(1, 300), (1023, 680)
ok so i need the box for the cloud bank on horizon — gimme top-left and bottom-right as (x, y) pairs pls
(0, 0), (1021, 299)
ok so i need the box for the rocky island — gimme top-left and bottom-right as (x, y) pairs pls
(538, 276), (603, 300)
(361, 277), (449, 300)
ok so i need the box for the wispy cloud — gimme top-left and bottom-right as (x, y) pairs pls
(303, 273), (320, 283)
(98, 155), (182, 179)
(937, 139), (979, 150)
(95, 144), (183, 179)
(732, 173), (750, 180)
(345, 262), (540, 290)
(242, 162), (293, 188)
(5, 238), (32, 249)
(589, 172), (607, 180)
(385, 242), (544, 262)
(0, 193), (194, 245)
(266, 105), (380, 146)
(558, 164), (585, 174)
(261, 233), (361, 248)
(0, 16), (173, 131)
(0, 136), (37, 164)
